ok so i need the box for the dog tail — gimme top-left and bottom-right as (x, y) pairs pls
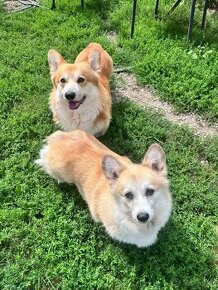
(35, 131), (75, 183)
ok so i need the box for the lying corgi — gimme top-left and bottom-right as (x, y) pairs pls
(36, 130), (172, 248)
(48, 43), (113, 136)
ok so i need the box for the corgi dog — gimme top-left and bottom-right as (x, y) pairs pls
(48, 43), (113, 136)
(36, 130), (172, 248)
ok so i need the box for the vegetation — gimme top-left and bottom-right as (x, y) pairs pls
(0, 0), (217, 289)
(109, 0), (218, 121)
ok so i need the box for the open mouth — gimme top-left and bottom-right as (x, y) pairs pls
(69, 96), (86, 110)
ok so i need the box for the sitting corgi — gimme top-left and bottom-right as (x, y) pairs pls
(48, 43), (113, 136)
(36, 130), (172, 248)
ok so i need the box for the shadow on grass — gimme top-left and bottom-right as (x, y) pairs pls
(112, 218), (215, 289)
(58, 182), (86, 210)
(56, 0), (117, 21)
(152, 6), (218, 46)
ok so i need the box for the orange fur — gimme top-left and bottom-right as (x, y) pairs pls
(75, 43), (113, 80)
(48, 43), (113, 136)
(36, 130), (172, 247)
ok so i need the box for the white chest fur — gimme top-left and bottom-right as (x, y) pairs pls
(104, 198), (171, 248)
(106, 210), (157, 247)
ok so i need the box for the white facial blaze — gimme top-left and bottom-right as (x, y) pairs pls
(124, 180), (154, 223)
(132, 193), (154, 222)
(57, 71), (100, 106)
(63, 80), (81, 100)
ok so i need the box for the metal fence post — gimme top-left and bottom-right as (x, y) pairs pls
(130, 0), (137, 38)
(154, 0), (160, 19)
(51, 0), (56, 9)
(201, 0), (209, 31)
(187, 0), (197, 41)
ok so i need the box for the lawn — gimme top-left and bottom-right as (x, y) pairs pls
(0, 0), (217, 289)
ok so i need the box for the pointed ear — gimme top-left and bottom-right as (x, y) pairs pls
(142, 144), (167, 172)
(48, 49), (66, 74)
(89, 50), (101, 71)
(102, 155), (124, 182)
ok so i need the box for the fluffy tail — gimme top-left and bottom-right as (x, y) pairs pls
(35, 131), (73, 183)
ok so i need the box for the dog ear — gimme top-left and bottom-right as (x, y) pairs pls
(89, 50), (101, 71)
(142, 144), (167, 172)
(102, 155), (124, 182)
(48, 49), (66, 74)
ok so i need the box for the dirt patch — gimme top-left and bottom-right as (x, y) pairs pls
(4, 0), (38, 12)
(113, 72), (218, 138)
(106, 31), (118, 45)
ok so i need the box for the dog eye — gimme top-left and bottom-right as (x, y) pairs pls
(60, 78), (66, 84)
(145, 188), (154, 196)
(77, 77), (85, 84)
(125, 191), (134, 200)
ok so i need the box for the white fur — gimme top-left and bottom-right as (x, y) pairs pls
(100, 176), (172, 247)
(35, 134), (172, 248)
(35, 135), (67, 183)
(52, 84), (104, 135)
(48, 47), (112, 137)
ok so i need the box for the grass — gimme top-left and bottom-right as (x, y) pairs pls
(0, 0), (217, 289)
(109, 0), (218, 122)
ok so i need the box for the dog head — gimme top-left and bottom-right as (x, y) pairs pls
(48, 49), (100, 110)
(102, 144), (169, 225)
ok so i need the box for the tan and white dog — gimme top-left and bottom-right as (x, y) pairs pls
(48, 43), (113, 136)
(36, 130), (172, 248)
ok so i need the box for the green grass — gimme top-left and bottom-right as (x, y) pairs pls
(0, 1), (217, 289)
(109, 0), (218, 122)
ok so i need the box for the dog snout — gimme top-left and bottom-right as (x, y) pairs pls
(65, 92), (76, 100)
(137, 212), (149, 223)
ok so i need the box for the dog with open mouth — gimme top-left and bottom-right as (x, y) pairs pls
(48, 43), (113, 136)
(35, 130), (172, 248)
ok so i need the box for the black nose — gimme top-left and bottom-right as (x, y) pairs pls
(65, 92), (76, 100)
(137, 212), (149, 223)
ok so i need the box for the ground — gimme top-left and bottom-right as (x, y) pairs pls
(0, 1), (218, 289)
(114, 72), (218, 138)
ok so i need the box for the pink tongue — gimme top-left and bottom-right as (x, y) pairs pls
(69, 101), (80, 110)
